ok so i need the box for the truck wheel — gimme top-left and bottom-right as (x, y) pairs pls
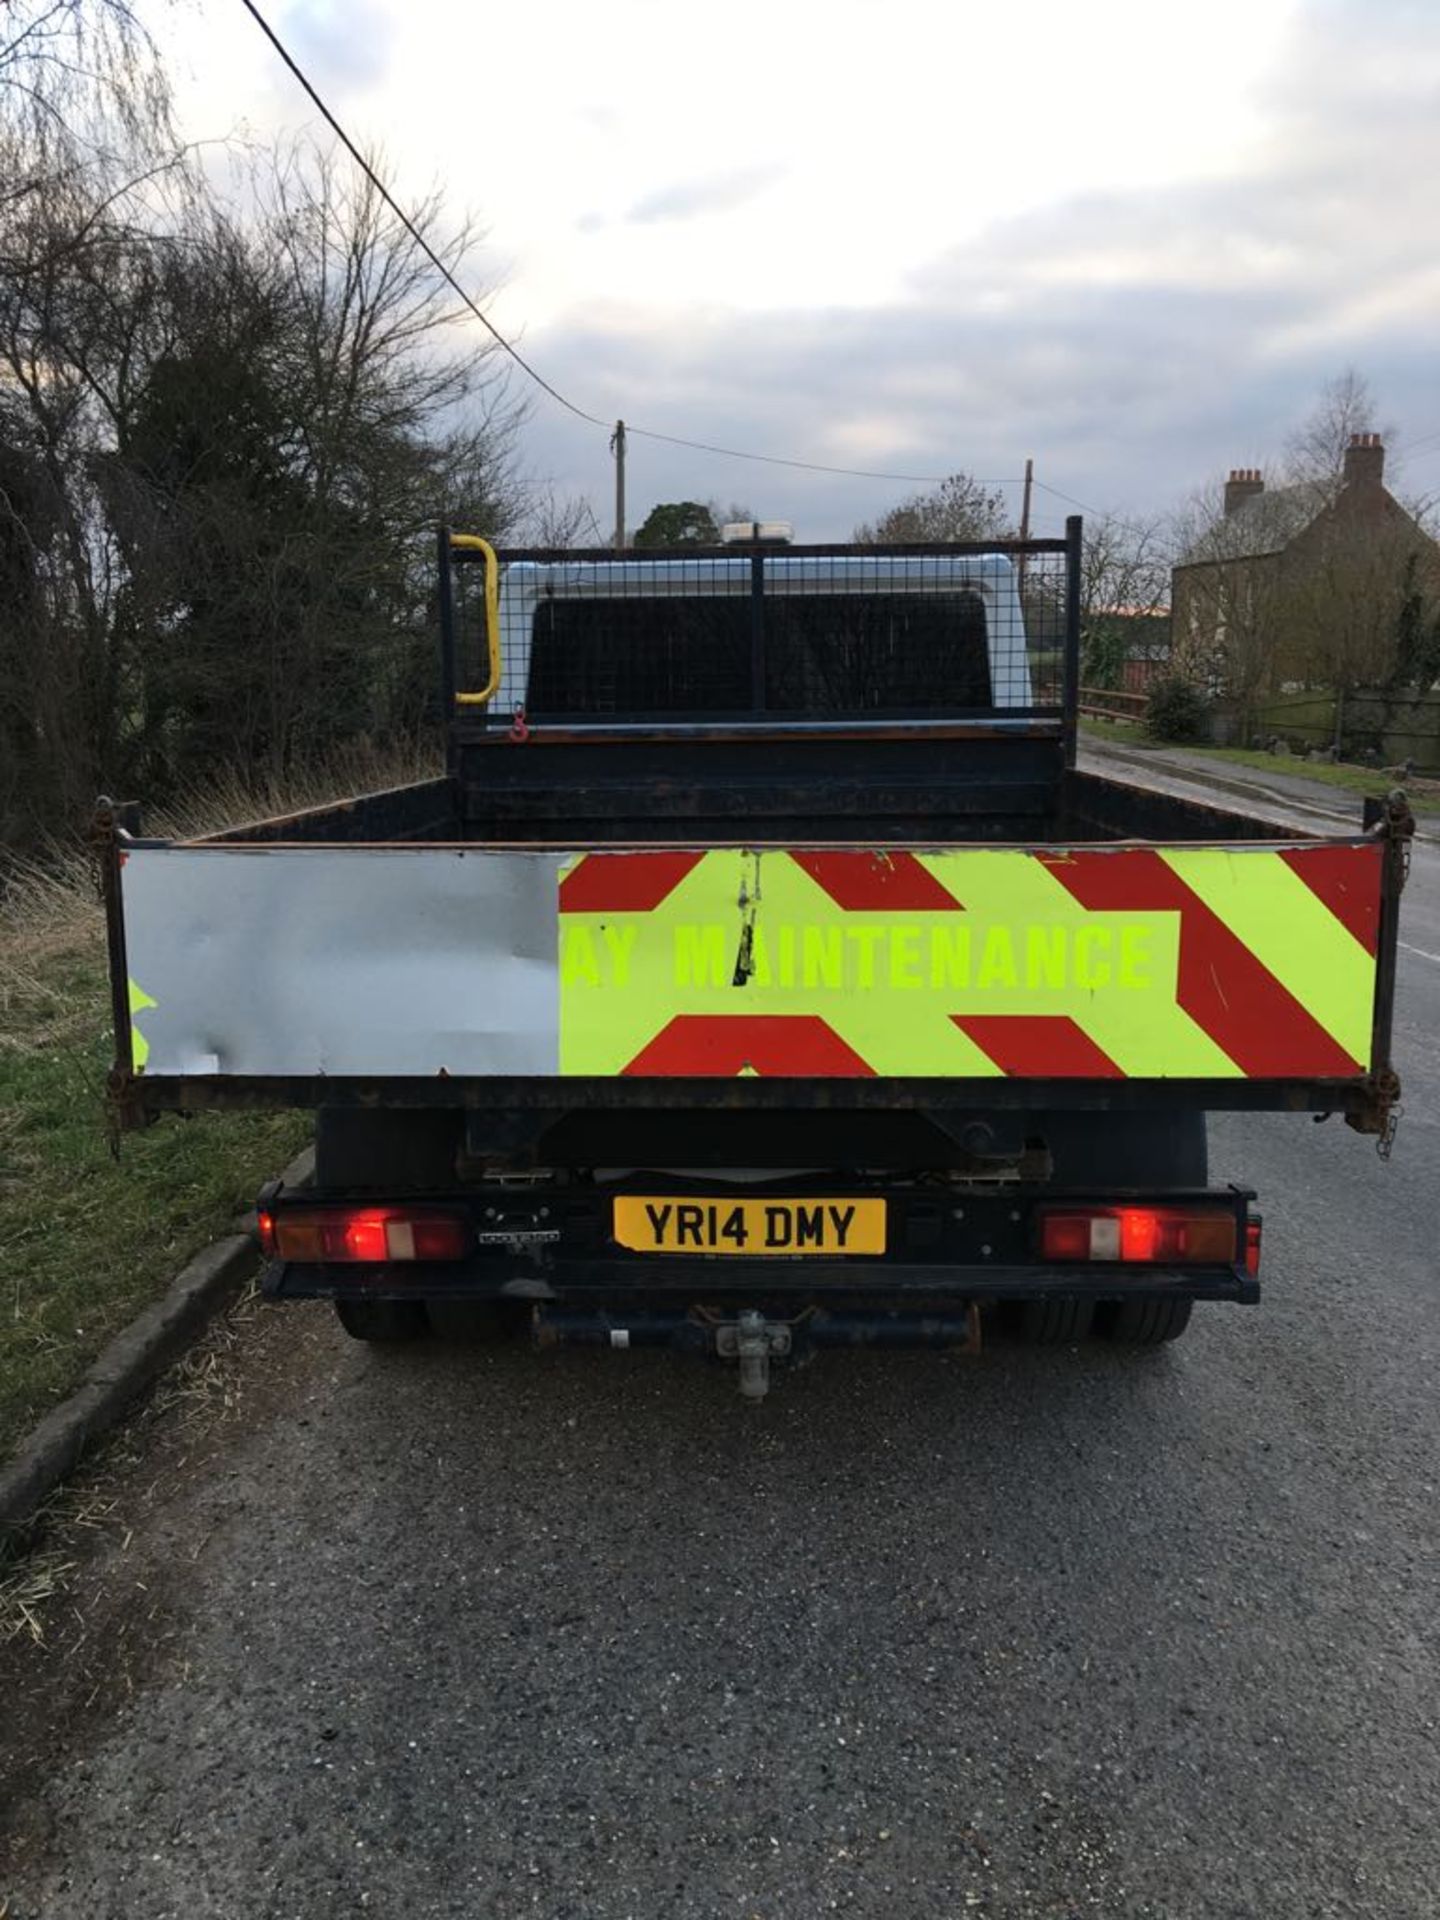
(1036, 1113), (1205, 1346)
(314, 1109), (460, 1192)
(1098, 1297), (1193, 1345)
(1014, 1297), (1095, 1344)
(334, 1298), (428, 1342)
(426, 1300), (525, 1343)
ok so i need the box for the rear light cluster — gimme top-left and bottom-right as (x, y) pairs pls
(258, 1207), (470, 1263)
(1039, 1205), (1250, 1268)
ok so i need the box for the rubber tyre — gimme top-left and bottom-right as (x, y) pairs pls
(314, 1109), (460, 1193)
(1015, 1297), (1095, 1345)
(334, 1297), (428, 1342)
(426, 1299), (526, 1343)
(1099, 1297), (1193, 1345)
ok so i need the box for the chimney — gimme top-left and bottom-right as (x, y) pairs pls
(1223, 468), (1264, 517)
(1343, 431), (1385, 490)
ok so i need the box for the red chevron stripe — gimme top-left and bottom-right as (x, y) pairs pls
(622, 1015), (877, 1078)
(559, 851), (704, 913)
(790, 850), (962, 912)
(1279, 844), (1381, 956)
(952, 1015), (1124, 1078)
(1037, 849), (1364, 1076)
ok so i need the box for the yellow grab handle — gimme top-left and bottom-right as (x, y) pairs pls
(450, 533), (501, 706)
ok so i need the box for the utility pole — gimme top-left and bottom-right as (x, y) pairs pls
(611, 419), (626, 551)
(1017, 455), (1034, 595)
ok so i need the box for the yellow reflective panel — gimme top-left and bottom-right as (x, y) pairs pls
(1160, 849), (1376, 1066)
(128, 977), (157, 1070)
(558, 849), (1245, 1079)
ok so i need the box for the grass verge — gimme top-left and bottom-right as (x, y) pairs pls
(0, 889), (307, 1461)
(1081, 721), (1440, 811)
(1080, 718), (1151, 749)
(0, 754), (447, 1465)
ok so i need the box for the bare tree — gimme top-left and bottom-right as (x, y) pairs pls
(1170, 550), (1287, 725)
(1168, 467), (1321, 725)
(1, 0), (172, 168)
(1077, 511), (1170, 685)
(0, 123), (528, 844)
(164, 141), (528, 769)
(709, 498), (754, 530)
(854, 473), (1013, 544)
(521, 485), (599, 547)
(0, 135), (192, 835)
(1276, 518), (1431, 745)
(1282, 368), (1391, 500)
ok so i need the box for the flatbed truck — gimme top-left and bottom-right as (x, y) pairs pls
(99, 522), (1411, 1396)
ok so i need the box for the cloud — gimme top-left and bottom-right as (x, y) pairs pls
(624, 165), (786, 226)
(280, 0), (397, 93)
(511, 0), (1440, 536)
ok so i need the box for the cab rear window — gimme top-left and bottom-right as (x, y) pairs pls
(526, 591), (991, 717)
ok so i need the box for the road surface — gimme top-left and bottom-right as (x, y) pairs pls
(2, 830), (1436, 1919)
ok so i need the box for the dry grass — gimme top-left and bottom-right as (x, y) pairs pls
(158, 739), (443, 842)
(0, 1551), (79, 1648)
(0, 1267), (311, 1658)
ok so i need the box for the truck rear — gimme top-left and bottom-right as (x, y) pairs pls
(100, 522), (1411, 1395)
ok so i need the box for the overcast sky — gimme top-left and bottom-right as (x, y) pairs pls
(162, 0), (1439, 538)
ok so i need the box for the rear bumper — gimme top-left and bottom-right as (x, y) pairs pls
(266, 1260), (1255, 1306)
(260, 1178), (1260, 1308)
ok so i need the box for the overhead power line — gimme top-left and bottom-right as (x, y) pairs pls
(1033, 478), (1156, 535)
(1032, 478), (1102, 515)
(234, 0), (1031, 494)
(626, 426), (958, 485)
(236, 0), (608, 430)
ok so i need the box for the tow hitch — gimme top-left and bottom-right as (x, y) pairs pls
(532, 1305), (982, 1400)
(715, 1311), (792, 1401)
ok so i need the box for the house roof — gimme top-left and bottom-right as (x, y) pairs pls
(1178, 482), (1329, 566)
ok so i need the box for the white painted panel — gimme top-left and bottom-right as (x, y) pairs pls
(122, 846), (565, 1076)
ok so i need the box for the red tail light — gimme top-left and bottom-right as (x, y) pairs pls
(261, 1207), (470, 1264)
(1039, 1206), (1238, 1266)
(1245, 1216), (1262, 1277)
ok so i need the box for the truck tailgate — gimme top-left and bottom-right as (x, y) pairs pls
(114, 839), (1385, 1091)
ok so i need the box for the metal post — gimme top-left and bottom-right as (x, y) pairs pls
(1367, 787), (1413, 1098)
(1062, 515), (1083, 767)
(750, 548), (766, 711)
(94, 799), (135, 1085)
(93, 795), (148, 1139)
(611, 419), (626, 550)
(1017, 456), (1034, 599)
(437, 524), (457, 714)
(436, 523), (458, 767)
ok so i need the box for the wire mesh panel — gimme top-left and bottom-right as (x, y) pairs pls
(453, 540), (1073, 725)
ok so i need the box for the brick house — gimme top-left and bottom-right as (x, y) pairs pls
(1170, 435), (1440, 697)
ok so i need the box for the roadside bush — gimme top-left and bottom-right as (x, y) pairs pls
(1144, 677), (1210, 744)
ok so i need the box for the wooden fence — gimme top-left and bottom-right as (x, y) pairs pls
(1078, 686), (1148, 723)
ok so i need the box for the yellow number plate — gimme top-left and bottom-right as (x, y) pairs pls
(612, 1196), (886, 1257)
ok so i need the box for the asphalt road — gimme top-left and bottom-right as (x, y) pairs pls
(4, 819), (1436, 1919)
